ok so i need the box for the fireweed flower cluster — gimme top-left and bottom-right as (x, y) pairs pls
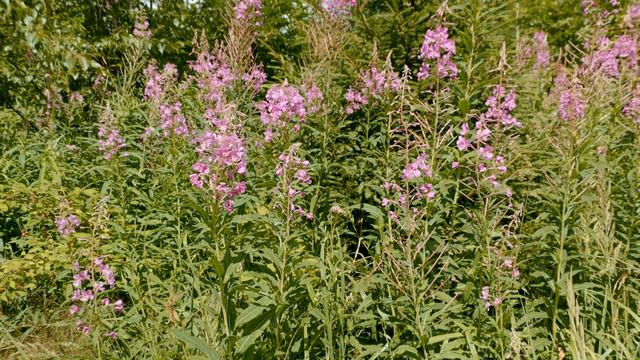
(70, 257), (124, 338)
(456, 85), (519, 195)
(257, 82), (320, 142)
(626, 4), (640, 25)
(190, 50), (236, 106)
(274, 144), (313, 220)
(143, 63), (177, 103)
(532, 31), (551, 70)
(623, 85), (640, 124)
(69, 91), (84, 103)
(234, 0), (262, 27)
(55, 214), (80, 237)
(581, 0), (619, 15)
(303, 83), (324, 114)
(582, 35), (638, 78)
(321, 0), (357, 17)
(345, 66), (401, 114)
(142, 63), (181, 139)
(382, 154), (436, 224)
(552, 71), (586, 121)
(133, 16), (151, 39)
(98, 126), (127, 160)
(480, 286), (502, 310)
(558, 86), (586, 121)
(480, 258), (520, 311)
(190, 120), (248, 213)
(159, 102), (189, 136)
(242, 65), (267, 93)
(417, 26), (458, 80)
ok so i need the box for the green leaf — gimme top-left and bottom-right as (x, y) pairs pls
(171, 329), (220, 360)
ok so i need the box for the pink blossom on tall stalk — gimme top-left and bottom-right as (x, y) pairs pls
(159, 102), (189, 136)
(69, 257), (123, 338)
(623, 85), (640, 124)
(322, 0), (357, 17)
(143, 63), (178, 102)
(417, 26), (458, 80)
(455, 85), (519, 196)
(345, 88), (368, 114)
(55, 214), (80, 237)
(242, 65), (267, 93)
(557, 86), (586, 121)
(275, 144), (313, 220)
(235, 0), (262, 26)
(133, 16), (151, 39)
(482, 85), (521, 128)
(382, 154), (436, 218)
(190, 50), (236, 106)
(98, 126), (127, 160)
(581, 0), (596, 14)
(345, 66), (400, 113)
(627, 4), (640, 25)
(258, 82), (307, 142)
(582, 35), (638, 77)
(401, 154), (432, 180)
(532, 31), (551, 70)
(69, 91), (84, 103)
(190, 129), (247, 213)
(303, 83), (324, 114)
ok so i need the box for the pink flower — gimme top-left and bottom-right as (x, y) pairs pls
(582, 35), (637, 77)
(304, 83), (324, 114)
(235, 0), (262, 27)
(512, 267), (521, 279)
(558, 87), (586, 121)
(72, 270), (89, 288)
(345, 88), (368, 114)
(481, 286), (491, 309)
(160, 102), (189, 136)
(628, 4), (640, 24)
(478, 146), (494, 160)
(106, 331), (118, 339)
(532, 31), (551, 70)
(98, 126), (126, 160)
(418, 26), (458, 80)
(275, 144), (313, 220)
(70, 304), (80, 315)
(402, 154), (432, 180)
(483, 86), (521, 127)
(242, 66), (266, 92)
(322, 0), (357, 17)
(258, 82), (306, 141)
(76, 320), (92, 334)
(113, 299), (124, 312)
(69, 92), (84, 103)
(133, 16), (151, 39)
(78, 290), (94, 302)
(190, 128), (247, 212)
(456, 136), (471, 151)
(623, 85), (640, 124)
(56, 215), (81, 238)
(345, 66), (400, 114)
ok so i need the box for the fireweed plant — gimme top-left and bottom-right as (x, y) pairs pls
(1, 0), (640, 359)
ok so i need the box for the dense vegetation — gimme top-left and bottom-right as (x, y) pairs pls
(1, 0), (640, 358)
